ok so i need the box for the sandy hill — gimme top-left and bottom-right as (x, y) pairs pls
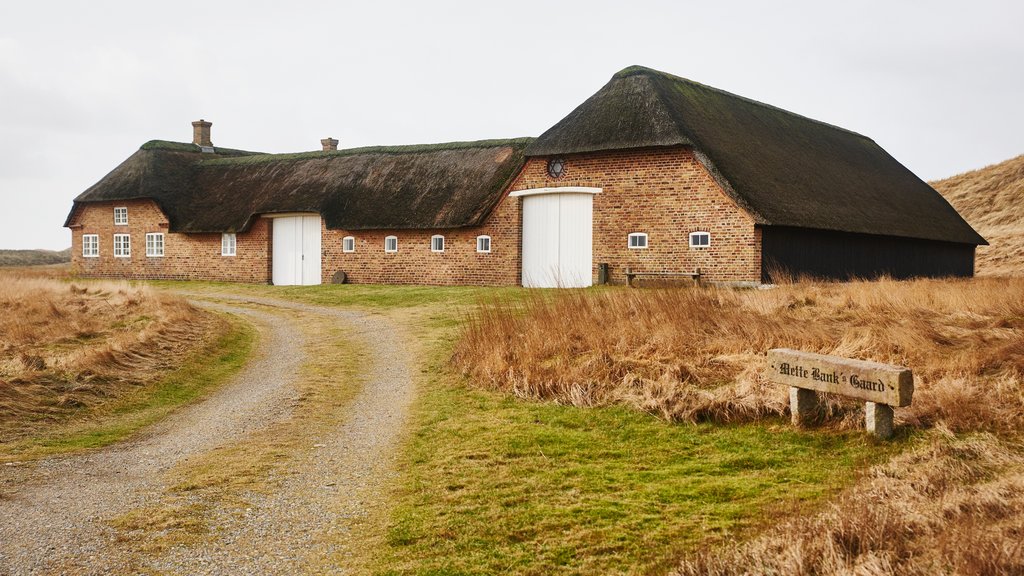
(0, 248), (71, 267)
(931, 154), (1024, 276)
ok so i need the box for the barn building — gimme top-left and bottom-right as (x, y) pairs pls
(64, 66), (985, 287)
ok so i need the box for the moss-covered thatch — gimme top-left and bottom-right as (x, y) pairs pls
(527, 66), (985, 246)
(66, 138), (534, 233)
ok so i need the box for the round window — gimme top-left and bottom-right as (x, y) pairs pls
(547, 158), (565, 179)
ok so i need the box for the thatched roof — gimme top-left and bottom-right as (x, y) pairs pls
(66, 139), (533, 233)
(527, 66), (986, 245)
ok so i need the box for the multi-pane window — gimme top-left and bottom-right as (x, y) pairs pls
(82, 234), (99, 257)
(430, 235), (445, 253)
(222, 233), (237, 256)
(689, 231), (711, 248)
(145, 233), (164, 257)
(113, 234), (131, 257)
(384, 235), (398, 253)
(628, 232), (649, 249)
(114, 207), (128, 225)
(343, 236), (356, 253)
(476, 235), (491, 253)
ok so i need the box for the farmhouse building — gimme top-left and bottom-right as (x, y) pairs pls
(65, 66), (985, 287)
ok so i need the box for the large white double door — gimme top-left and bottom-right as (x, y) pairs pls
(519, 190), (596, 288)
(272, 215), (322, 286)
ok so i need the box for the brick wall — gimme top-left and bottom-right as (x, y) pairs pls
(69, 199), (272, 283)
(66, 146), (761, 286)
(507, 147), (761, 284)
(322, 193), (522, 286)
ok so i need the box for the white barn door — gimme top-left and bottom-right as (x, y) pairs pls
(300, 215), (322, 285)
(272, 215), (322, 286)
(521, 192), (594, 288)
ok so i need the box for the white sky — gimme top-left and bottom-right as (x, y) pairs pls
(1, 0), (1022, 250)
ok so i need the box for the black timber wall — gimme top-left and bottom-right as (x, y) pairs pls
(760, 226), (976, 283)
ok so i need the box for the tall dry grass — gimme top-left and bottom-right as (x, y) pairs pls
(454, 277), (1024, 432)
(674, 428), (1024, 575)
(0, 273), (216, 440)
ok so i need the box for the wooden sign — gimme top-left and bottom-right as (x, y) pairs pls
(766, 348), (913, 407)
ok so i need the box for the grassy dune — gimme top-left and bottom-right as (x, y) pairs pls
(0, 272), (250, 459)
(932, 153), (1024, 277)
(0, 248), (71, 267)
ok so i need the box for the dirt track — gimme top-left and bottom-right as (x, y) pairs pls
(0, 293), (415, 575)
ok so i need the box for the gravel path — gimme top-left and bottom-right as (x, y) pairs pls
(0, 293), (416, 575)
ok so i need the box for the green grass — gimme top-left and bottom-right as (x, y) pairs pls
(149, 280), (536, 310)
(1, 314), (256, 461)
(375, 367), (894, 575)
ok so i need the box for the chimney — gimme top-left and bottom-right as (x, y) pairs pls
(192, 119), (213, 148)
(321, 137), (339, 151)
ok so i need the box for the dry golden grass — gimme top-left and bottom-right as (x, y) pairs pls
(674, 427), (1024, 575)
(455, 277), (1024, 433)
(455, 278), (1024, 573)
(0, 271), (216, 441)
(932, 154), (1024, 277)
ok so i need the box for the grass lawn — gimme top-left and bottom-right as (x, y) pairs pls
(374, 332), (894, 575)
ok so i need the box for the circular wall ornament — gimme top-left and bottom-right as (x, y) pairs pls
(547, 158), (565, 178)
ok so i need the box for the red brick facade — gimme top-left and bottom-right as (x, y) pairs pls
(508, 147), (761, 284)
(68, 146), (762, 286)
(68, 199), (272, 283)
(322, 194), (521, 286)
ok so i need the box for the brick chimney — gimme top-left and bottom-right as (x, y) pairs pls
(321, 137), (339, 151)
(192, 119), (213, 147)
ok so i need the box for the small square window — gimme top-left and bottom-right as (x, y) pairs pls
(114, 207), (128, 225)
(628, 232), (648, 249)
(476, 235), (491, 253)
(385, 235), (398, 253)
(222, 233), (236, 256)
(431, 235), (445, 253)
(145, 233), (164, 257)
(113, 234), (131, 258)
(689, 231), (711, 248)
(82, 234), (99, 257)
(343, 236), (356, 253)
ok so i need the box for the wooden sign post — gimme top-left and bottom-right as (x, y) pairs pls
(766, 348), (914, 439)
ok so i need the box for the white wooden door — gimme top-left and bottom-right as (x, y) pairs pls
(557, 193), (593, 288)
(300, 215), (322, 285)
(521, 193), (593, 288)
(272, 216), (322, 286)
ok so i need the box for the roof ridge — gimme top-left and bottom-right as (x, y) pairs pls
(615, 65), (874, 142)
(200, 137), (536, 166)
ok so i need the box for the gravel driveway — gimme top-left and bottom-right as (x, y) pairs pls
(0, 294), (415, 575)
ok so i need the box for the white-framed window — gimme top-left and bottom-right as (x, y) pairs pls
(627, 232), (649, 249)
(385, 235), (398, 253)
(430, 235), (445, 253)
(145, 233), (164, 257)
(689, 231), (711, 248)
(82, 234), (99, 258)
(114, 207), (128, 225)
(476, 235), (491, 253)
(221, 233), (236, 256)
(113, 234), (131, 257)
(343, 236), (356, 253)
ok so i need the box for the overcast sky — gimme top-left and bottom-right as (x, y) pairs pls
(1, 0), (1022, 250)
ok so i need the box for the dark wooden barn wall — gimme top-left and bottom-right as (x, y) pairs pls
(760, 226), (976, 283)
